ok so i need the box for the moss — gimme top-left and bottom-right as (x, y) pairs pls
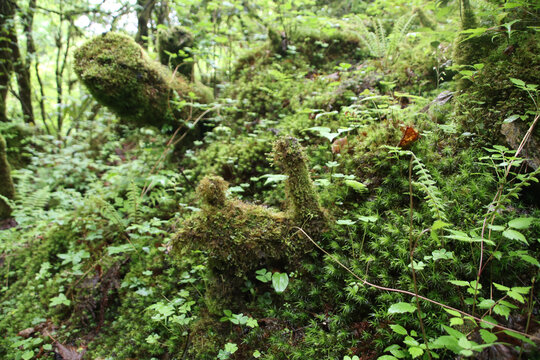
(273, 137), (327, 234)
(73, 32), (211, 128)
(0, 134), (15, 219)
(455, 31), (540, 138)
(0, 122), (33, 168)
(174, 175), (290, 312)
(452, 0), (494, 89)
(157, 26), (195, 79)
(414, 8), (436, 30)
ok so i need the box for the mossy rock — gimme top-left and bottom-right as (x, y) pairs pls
(0, 122), (33, 168)
(157, 26), (195, 79)
(174, 176), (291, 312)
(174, 138), (327, 312)
(0, 134), (15, 219)
(175, 176), (290, 277)
(73, 32), (212, 129)
(455, 31), (539, 140)
(234, 26), (365, 77)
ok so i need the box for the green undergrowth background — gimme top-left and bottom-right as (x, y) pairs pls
(1, 0), (540, 359)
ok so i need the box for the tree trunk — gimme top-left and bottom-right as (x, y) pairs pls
(19, 0), (36, 124)
(0, 0), (16, 123)
(10, 32), (34, 124)
(155, 0), (169, 26)
(135, 0), (157, 48)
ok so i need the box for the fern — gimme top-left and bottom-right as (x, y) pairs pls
(410, 154), (447, 221)
(125, 181), (142, 224)
(386, 13), (417, 59)
(91, 196), (127, 230)
(356, 13), (417, 61)
(387, 147), (447, 221)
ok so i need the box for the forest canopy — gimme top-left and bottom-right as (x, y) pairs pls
(1, 0), (540, 359)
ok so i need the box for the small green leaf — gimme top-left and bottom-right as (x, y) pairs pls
(444, 308), (462, 317)
(477, 299), (495, 309)
(403, 336), (419, 347)
(337, 219), (356, 226)
(408, 347), (424, 358)
(50, 293), (71, 307)
(345, 180), (368, 193)
(21, 351), (34, 360)
(493, 304), (510, 319)
(479, 329), (497, 344)
(388, 302), (417, 314)
(493, 283), (510, 292)
(508, 217), (535, 229)
(448, 280), (469, 287)
(253, 350), (261, 358)
(272, 272), (289, 293)
(502, 330), (535, 346)
(357, 215), (378, 223)
(450, 317), (464, 326)
(510, 78), (526, 87)
(389, 324), (408, 335)
(458, 337), (472, 349)
(503, 114), (520, 124)
(503, 229), (528, 244)
(224, 342), (238, 354)
(480, 315), (498, 329)
(507, 290), (524, 303)
(377, 356), (398, 360)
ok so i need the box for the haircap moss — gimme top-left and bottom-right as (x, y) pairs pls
(0, 134), (15, 219)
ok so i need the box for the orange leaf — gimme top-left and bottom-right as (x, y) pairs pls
(398, 126), (420, 148)
(331, 137), (348, 154)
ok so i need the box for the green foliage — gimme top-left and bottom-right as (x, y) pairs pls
(2, 1), (540, 359)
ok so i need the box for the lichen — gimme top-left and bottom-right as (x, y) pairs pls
(0, 134), (15, 219)
(73, 32), (211, 128)
(157, 26), (195, 79)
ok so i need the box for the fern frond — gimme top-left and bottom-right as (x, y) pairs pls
(21, 186), (51, 211)
(92, 196), (127, 230)
(411, 154), (447, 221)
(125, 181), (142, 223)
(386, 13), (417, 59)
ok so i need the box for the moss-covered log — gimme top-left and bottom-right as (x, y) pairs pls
(174, 175), (290, 312)
(157, 26), (195, 79)
(0, 134), (15, 219)
(73, 32), (212, 128)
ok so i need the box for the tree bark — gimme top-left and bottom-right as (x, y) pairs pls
(0, 0), (16, 123)
(135, 0), (157, 48)
(10, 32), (34, 124)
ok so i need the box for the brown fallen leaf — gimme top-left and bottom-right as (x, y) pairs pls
(17, 327), (35, 338)
(331, 137), (348, 154)
(398, 126), (420, 148)
(55, 343), (86, 360)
